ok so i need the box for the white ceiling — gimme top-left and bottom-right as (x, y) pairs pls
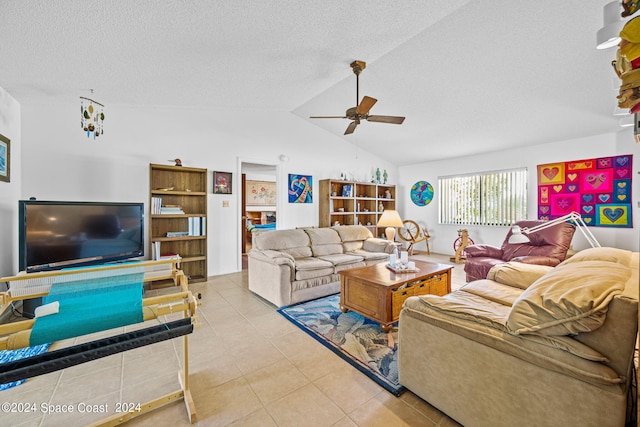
(0, 0), (624, 166)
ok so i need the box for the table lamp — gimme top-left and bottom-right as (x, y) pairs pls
(377, 210), (403, 241)
(508, 211), (601, 248)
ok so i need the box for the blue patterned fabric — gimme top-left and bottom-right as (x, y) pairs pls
(0, 344), (50, 390)
(30, 269), (144, 346)
(278, 294), (405, 396)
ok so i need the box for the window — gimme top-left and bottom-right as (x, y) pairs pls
(439, 168), (527, 226)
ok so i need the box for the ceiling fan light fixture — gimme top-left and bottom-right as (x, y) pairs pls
(310, 61), (405, 135)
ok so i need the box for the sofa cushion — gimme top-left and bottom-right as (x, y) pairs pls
(253, 229), (312, 259)
(317, 253), (364, 266)
(347, 249), (389, 262)
(333, 225), (375, 252)
(295, 266), (336, 281)
(362, 238), (393, 253)
(294, 257), (335, 281)
(403, 296), (623, 385)
(501, 220), (575, 262)
(343, 240), (364, 252)
(487, 262), (554, 290)
(305, 228), (344, 256)
(507, 260), (630, 336)
(461, 279), (524, 307)
(560, 246), (632, 266)
(334, 261), (366, 272)
(295, 257), (333, 271)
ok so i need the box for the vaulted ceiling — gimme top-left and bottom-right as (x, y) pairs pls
(0, 0), (623, 165)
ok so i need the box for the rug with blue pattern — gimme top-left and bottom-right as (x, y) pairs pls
(278, 294), (405, 396)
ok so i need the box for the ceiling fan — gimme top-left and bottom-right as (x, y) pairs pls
(310, 60), (405, 135)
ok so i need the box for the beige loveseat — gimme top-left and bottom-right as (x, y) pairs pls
(248, 225), (395, 307)
(399, 247), (638, 427)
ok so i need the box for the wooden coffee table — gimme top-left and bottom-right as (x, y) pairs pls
(339, 260), (452, 332)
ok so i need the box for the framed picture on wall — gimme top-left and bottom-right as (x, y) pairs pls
(213, 171), (232, 194)
(288, 174), (312, 203)
(246, 180), (276, 205)
(0, 133), (10, 183)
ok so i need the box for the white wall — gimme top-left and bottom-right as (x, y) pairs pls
(0, 88), (21, 276)
(18, 100), (397, 276)
(399, 131), (640, 255)
(11, 94), (640, 277)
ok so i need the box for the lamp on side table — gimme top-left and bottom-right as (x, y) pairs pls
(378, 210), (404, 242)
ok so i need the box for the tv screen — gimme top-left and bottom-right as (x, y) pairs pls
(18, 200), (144, 272)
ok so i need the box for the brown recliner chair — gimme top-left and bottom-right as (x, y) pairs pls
(463, 220), (576, 283)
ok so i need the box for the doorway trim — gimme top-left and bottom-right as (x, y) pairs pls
(237, 157), (280, 272)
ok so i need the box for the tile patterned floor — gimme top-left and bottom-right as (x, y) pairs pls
(1, 253), (466, 426)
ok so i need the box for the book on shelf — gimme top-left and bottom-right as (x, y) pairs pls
(188, 217), (207, 236)
(151, 197), (163, 214)
(160, 206), (185, 214)
(152, 241), (161, 260)
(151, 242), (180, 261)
(166, 231), (190, 237)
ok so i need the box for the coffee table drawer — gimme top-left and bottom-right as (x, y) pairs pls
(391, 273), (448, 318)
(413, 273), (448, 297)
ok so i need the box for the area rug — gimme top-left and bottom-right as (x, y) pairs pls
(278, 294), (405, 396)
(0, 343), (50, 391)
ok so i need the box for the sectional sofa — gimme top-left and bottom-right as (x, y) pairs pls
(398, 247), (638, 427)
(248, 225), (395, 307)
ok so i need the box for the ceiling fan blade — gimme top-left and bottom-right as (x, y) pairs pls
(344, 121), (358, 135)
(310, 115), (347, 119)
(356, 96), (377, 115)
(367, 115), (405, 124)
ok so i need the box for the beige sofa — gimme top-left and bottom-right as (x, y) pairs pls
(248, 225), (395, 307)
(399, 247), (638, 427)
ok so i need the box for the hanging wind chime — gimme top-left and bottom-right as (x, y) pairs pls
(80, 96), (105, 139)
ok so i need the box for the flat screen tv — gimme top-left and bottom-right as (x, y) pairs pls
(18, 200), (144, 273)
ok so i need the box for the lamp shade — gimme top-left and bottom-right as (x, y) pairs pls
(507, 225), (531, 244)
(377, 210), (403, 227)
(377, 210), (403, 242)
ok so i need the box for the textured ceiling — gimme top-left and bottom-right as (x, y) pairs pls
(0, 0), (623, 165)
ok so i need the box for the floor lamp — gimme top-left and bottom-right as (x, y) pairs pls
(377, 210), (404, 242)
(508, 211), (601, 248)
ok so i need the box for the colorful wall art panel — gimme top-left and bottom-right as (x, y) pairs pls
(410, 181), (434, 206)
(537, 155), (633, 228)
(288, 174), (312, 203)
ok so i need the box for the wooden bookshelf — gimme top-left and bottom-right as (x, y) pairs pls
(149, 164), (208, 282)
(319, 179), (396, 238)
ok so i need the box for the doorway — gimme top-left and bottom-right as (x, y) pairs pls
(240, 161), (278, 270)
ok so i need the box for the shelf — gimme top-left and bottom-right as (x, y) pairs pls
(151, 214), (206, 218)
(319, 179), (396, 237)
(151, 190), (207, 196)
(152, 236), (207, 242)
(150, 163), (208, 280)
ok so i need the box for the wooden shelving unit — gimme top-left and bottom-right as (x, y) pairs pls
(319, 179), (396, 238)
(149, 164), (208, 282)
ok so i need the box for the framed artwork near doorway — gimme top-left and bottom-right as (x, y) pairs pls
(214, 171), (232, 194)
(246, 180), (276, 205)
(0, 133), (10, 183)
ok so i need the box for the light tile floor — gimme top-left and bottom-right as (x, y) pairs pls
(2, 253), (466, 426)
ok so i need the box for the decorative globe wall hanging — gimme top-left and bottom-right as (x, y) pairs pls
(410, 181), (434, 206)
